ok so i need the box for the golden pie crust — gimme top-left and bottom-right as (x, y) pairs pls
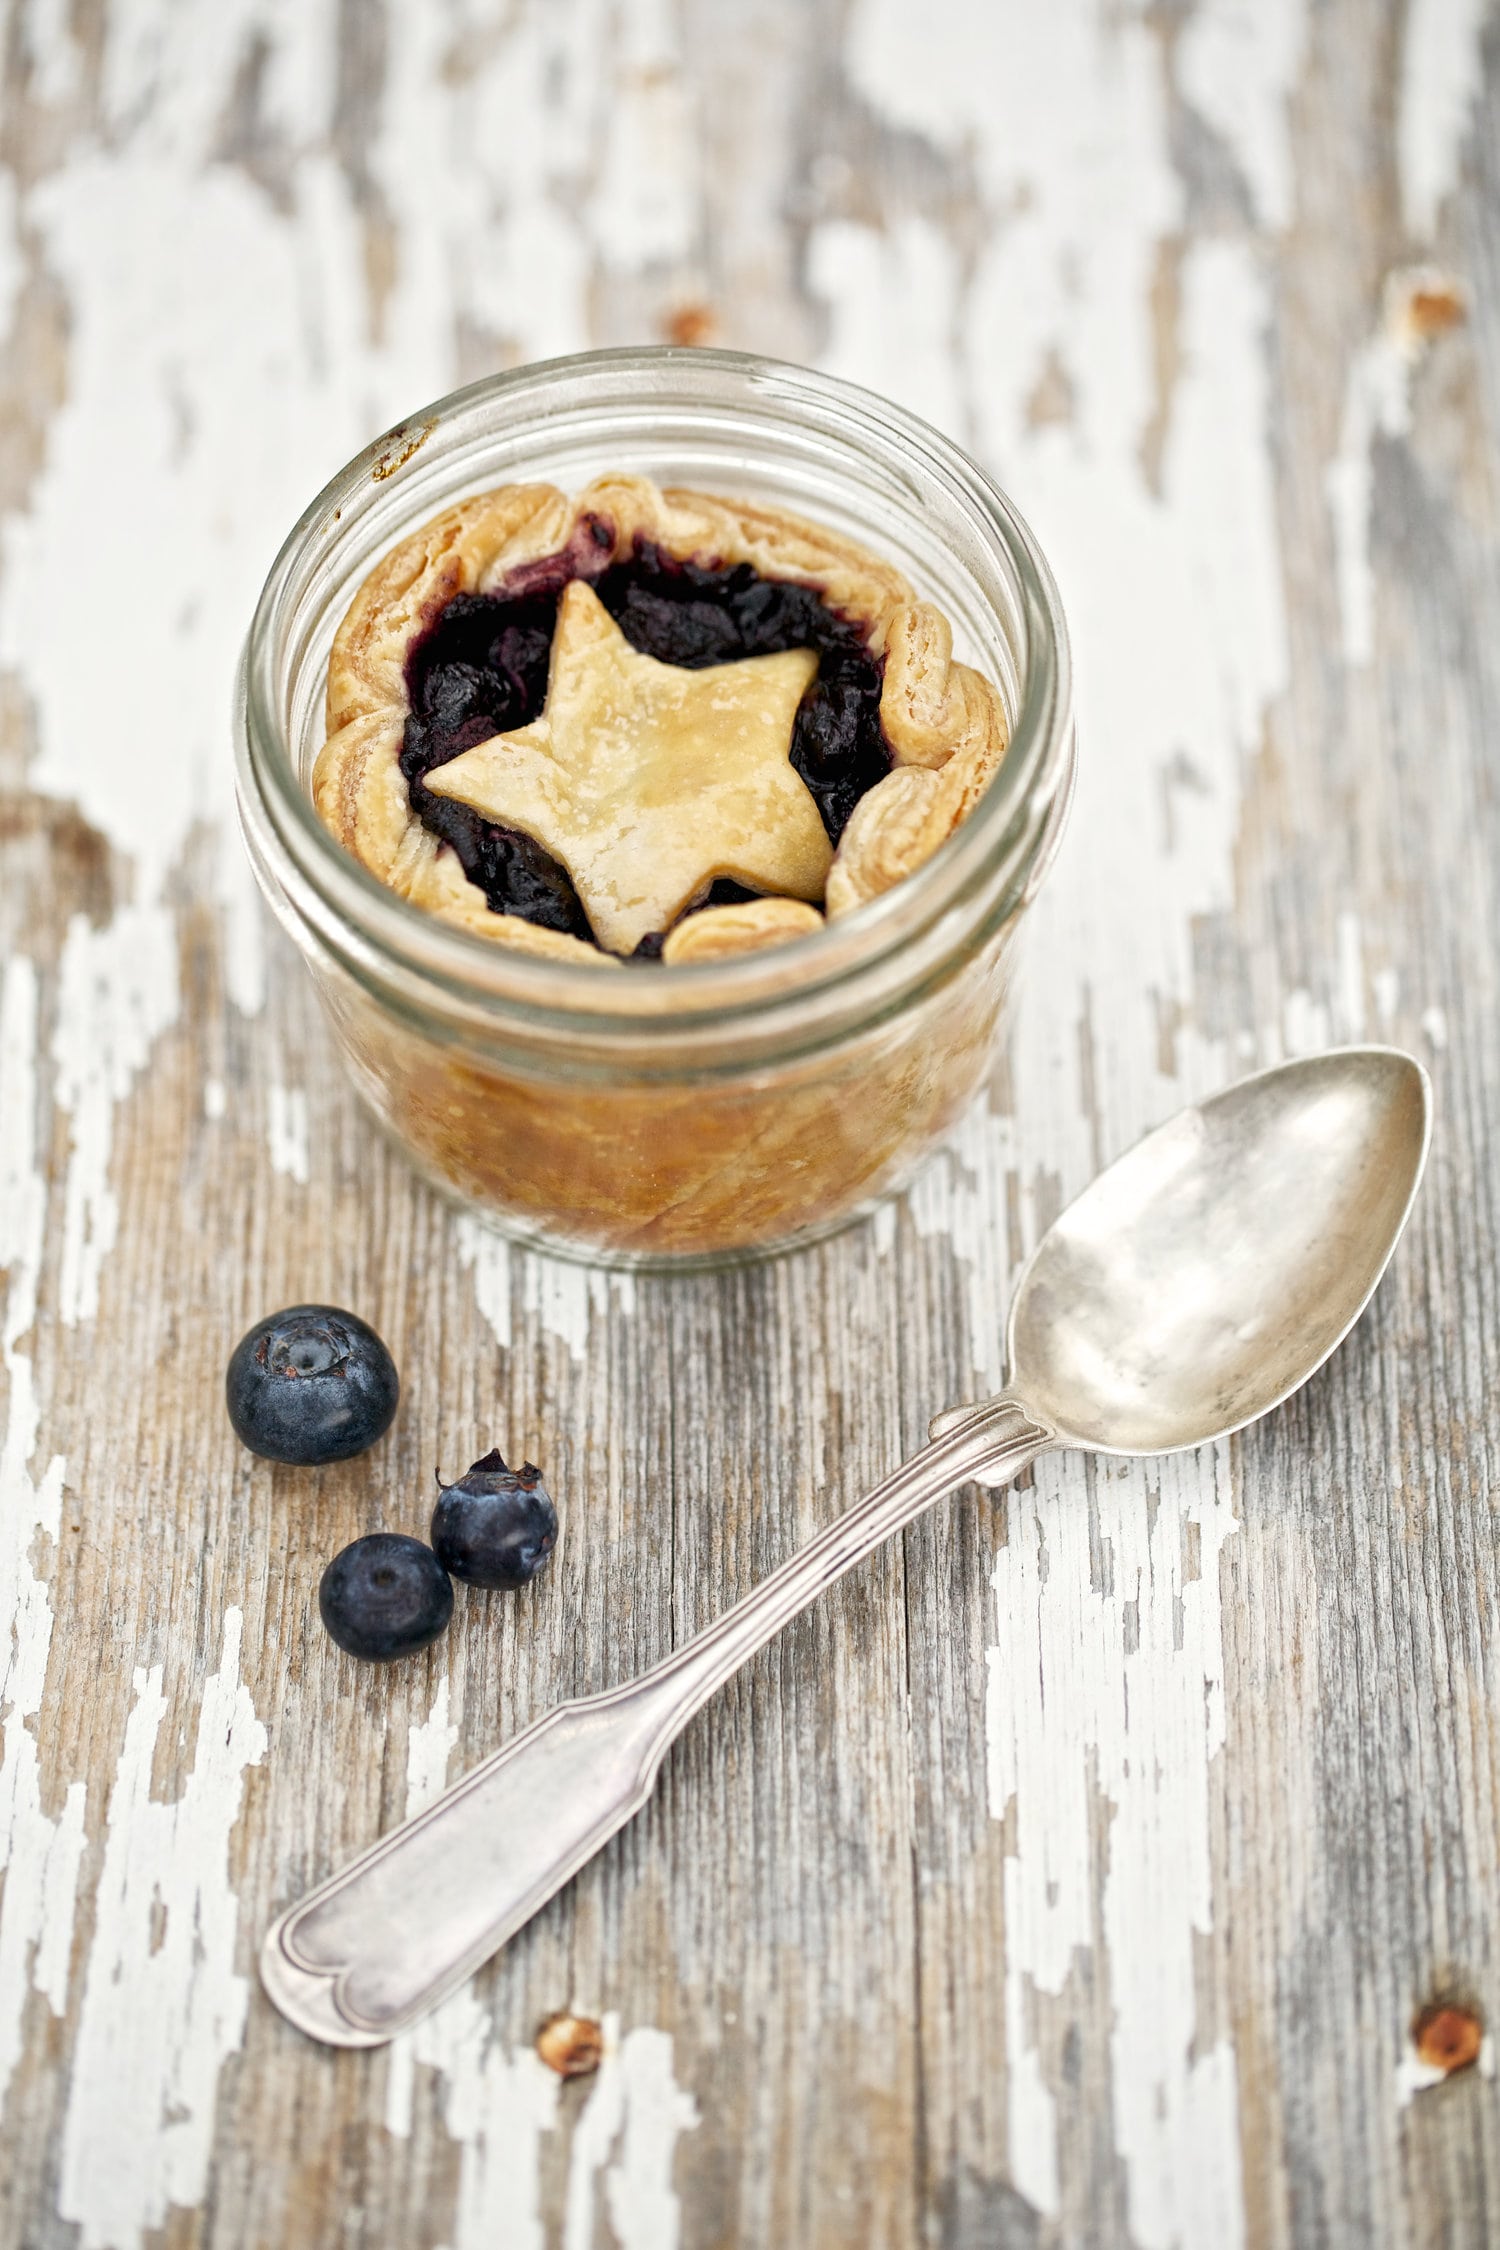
(313, 475), (1009, 964)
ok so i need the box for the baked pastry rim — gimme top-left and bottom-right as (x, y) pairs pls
(311, 473), (1010, 971)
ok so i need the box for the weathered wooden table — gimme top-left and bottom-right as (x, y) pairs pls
(3, 2), (1498, 2244)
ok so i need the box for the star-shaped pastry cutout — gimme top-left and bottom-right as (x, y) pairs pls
(422, 579), (831, 954)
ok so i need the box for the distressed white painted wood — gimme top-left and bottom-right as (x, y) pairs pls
(1, 2), (1497, 2244)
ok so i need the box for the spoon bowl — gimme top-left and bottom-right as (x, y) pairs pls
(1007, 1048), (1432, 1453)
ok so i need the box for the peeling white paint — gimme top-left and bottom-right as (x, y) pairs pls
(523, 1258), (637, 1363)
(810, 217), (967, 441)
(1421, 1004), (1449, 1050)
(1396, 2031), (1496, 2105)
(56, 1609), (267, 2250)
(202, 1076), (227, 1121)
(18, 0), (86, 110)
(50, 909), (180, 1327)
(383, 1677), (463, 2147)
(455, 1220), (516, 1354)
(1176, 0), (1307, 231)
(0, 171), (24, 350)
(1328, 265), (1470, 668)
(1373, 967), (1401, 1026)
(908, 1099), (1019, 1394)
(222, 877), (269, 1024)
(384, 1954), (561, 2250)
(427, 2008), (560, 2250)
(1281, 986), (1331, 1060)
(987, 1448), (1241, 2242)
(405, 1675), (460, 1816)
(564, 2016), (700, 2250)
(0, 149), (354, 903)
(371, 0), (597, 377)
(1335, 911), (1367, 1040)
(0, 956), (88, 2114)
(385, 1687), (696, 2250)
(590, 0), (699, 270)
(456, 1220), (638, 1364)
(266, 1082), (310, 1185)
(1398, 0), (1489, 240)
(1327, 330), (1414, 671)
(869, 1195), (899, 1261)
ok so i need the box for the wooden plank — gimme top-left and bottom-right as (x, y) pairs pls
(0, 2), (1497, 2246)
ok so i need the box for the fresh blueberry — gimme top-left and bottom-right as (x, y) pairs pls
(225, 1304), (399, 1465)
(430, 1449), (558, 1589)
(318, 1533), (453, 1662)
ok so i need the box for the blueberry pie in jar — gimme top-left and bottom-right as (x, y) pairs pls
(239, 350), (1073, 1263)
(312, 474), (1009, 968)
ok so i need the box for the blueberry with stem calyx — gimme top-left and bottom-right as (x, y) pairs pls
(226, 1304), (399, 1465)
(431, 1449), (558, 1589)
(319, 1533), (453, 1661)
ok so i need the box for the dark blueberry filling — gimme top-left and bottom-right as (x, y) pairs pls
(400, 534), (892, 953)
(401, 590), (594, 942)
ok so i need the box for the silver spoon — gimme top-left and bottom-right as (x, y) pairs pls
(261, 1045), (1431, 2047)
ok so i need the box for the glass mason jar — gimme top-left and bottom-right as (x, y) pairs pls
(234, 348), (1074, 1268)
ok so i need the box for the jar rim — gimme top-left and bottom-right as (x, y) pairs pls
(237, 345), (1073, 1039)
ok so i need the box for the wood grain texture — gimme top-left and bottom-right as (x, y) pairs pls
(1, 2), (1498, 2246)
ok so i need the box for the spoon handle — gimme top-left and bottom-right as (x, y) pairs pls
(260, 1394), (1053, 2047)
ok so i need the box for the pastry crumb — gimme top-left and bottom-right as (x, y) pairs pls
(663, 302), (718, 347)
(536, 2011), (605, 2078)
(1412, 2002), (1483, 2076)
